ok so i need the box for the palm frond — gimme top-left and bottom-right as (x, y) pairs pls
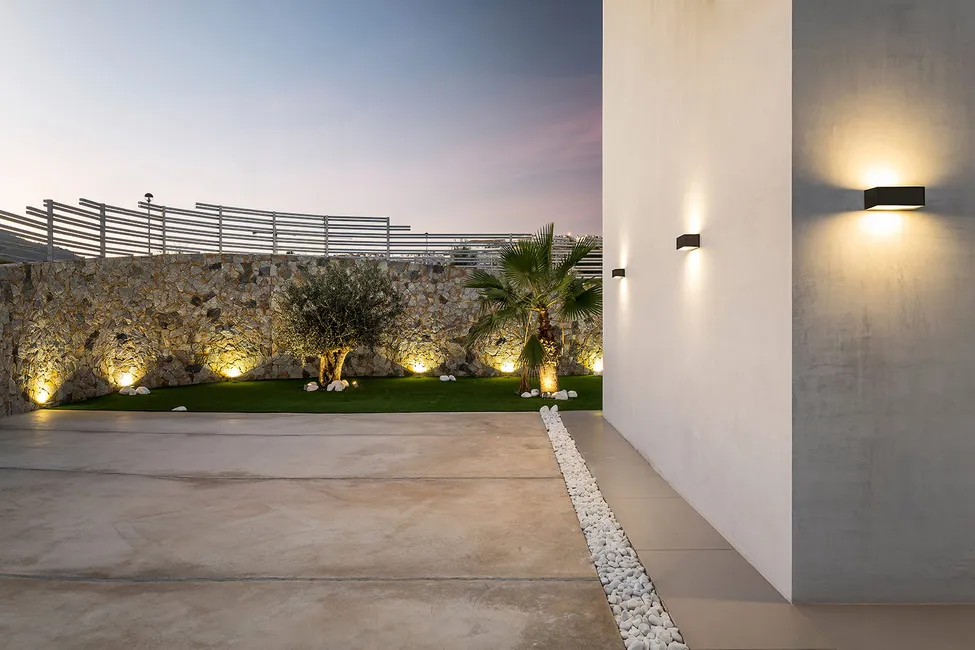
(519, 335), (545, 374)
(466, 306), (523, 347)
(464, 269), (504, 291)
(554, 236), (599, 279)
(557, 283), (603, 321)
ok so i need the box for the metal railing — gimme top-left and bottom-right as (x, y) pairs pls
(0, 198), (602, 277)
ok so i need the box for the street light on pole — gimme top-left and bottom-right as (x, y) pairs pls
(144, 192), (153, 254)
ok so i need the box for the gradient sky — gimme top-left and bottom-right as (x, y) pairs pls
(0, 0), (602, 236)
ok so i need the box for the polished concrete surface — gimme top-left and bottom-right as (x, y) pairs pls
(0, 411), (622, 649)
(562, 411), (975, 650)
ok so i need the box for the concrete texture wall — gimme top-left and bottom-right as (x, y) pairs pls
(603, 0), (794, 598)
(0, 255), (601, 417)
(792, 0), (975, 602)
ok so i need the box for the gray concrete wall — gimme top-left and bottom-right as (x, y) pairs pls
(603, 0), (794, 599)
(792, 0), (975, 602)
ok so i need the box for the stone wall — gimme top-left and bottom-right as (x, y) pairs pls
(0, 254), (602, 416)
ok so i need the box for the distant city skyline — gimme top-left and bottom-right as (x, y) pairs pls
(0, 0), (602, 236)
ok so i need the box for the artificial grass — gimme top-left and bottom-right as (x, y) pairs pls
(56, 375), (602, 414)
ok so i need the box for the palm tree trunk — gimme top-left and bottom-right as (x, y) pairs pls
(519, 365), (531, 394)
(537, 309), (560, 393)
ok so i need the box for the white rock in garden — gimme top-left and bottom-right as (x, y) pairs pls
(551, 404), (559, 413)
(341, 379), (349, 387)
(326, 382), (335, 391)
(521, 392), (532, 398)
(538, 408), (684, 650)
(330, 380), (345, 392)
(568, 390), (578, 398)
(119, 387), (135, 395)
(135, 386), (151, 395)
(554, 390), (569, 400)
(305, 383), (319, 392)
(540, 405), (549, 413)
(531, 389), (540, 396)
(171, 406), (187, 412)
(439, 375), (450, 382)
(449, 375), (456, 381)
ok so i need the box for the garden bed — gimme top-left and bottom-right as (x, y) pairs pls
(56, 376), (602, 413)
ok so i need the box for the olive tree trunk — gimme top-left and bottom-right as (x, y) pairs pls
(318, 348), (350, 384)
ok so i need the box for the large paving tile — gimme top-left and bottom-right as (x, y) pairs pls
(797, 604), (975, 650)
(0, 471), (594, 580)
(637, 550), (833, 650)
(0, 578), (624, 650)
(587, 459), (681, 499)
(0, 429), (559, 478)
(0, 410), (547, 437)
(658, 597), (834, 650)
(615, 497), (732, 551)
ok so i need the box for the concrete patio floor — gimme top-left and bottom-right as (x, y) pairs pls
(561, 411), (975, 650)
(0, 410), (622, 649)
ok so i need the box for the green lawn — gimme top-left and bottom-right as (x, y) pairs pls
(56, 376), (602, 413)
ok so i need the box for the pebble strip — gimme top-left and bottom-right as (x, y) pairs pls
(540, 406), (689, 650)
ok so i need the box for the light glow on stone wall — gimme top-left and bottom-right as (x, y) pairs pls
(500, 361), (516, 373)
(207, 349), (260, 379)
(592, 357), (603, 374)
(32, 380), (53, 405)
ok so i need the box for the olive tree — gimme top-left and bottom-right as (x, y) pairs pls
(278, 263), (404, 384)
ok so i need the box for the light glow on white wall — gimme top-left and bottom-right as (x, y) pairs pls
(859, 211), (904, 237)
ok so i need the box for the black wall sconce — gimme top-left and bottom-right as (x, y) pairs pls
(612, 268), (626, 279)
(676, 233), (701, 250)
(864, 186), (925, 211)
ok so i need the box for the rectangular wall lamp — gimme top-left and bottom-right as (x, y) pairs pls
(612, 268), (626, 278)
(864, 186), (925, 211)
(676, 233), (701, 250)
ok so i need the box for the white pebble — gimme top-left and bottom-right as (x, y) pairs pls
(539, 408), (683, 650)
(171, 406), (187, 412)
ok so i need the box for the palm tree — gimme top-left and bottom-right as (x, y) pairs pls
(465, 224), (602, 394)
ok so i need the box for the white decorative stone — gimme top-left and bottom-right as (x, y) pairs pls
(171, 406), (187, 412)
(341, 379), (349, 387)
(539, 409), (683, 650)
(531, 389), (540, 396)
(448, 375), (456, 381)
(439, 375), (450, 382)
(119, 387), (135, 395)
(305, 383), (319, 392)
(326, 383), (335, 391)
(521, 392), (532, 398)
(568, 390), (578, 398)
(330, 380), (345, 392)
(135, 386), (150, 395)
(554, 390), (569, 400)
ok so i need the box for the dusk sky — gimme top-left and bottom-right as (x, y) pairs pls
(1, 0), (602, 236)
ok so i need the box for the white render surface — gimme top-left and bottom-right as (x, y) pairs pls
(603, 0), (794, 599)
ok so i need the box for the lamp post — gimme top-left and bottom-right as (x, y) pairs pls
(144, 192), (154, 254)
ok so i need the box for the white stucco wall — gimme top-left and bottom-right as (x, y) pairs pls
(603, 0), (794, 598)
